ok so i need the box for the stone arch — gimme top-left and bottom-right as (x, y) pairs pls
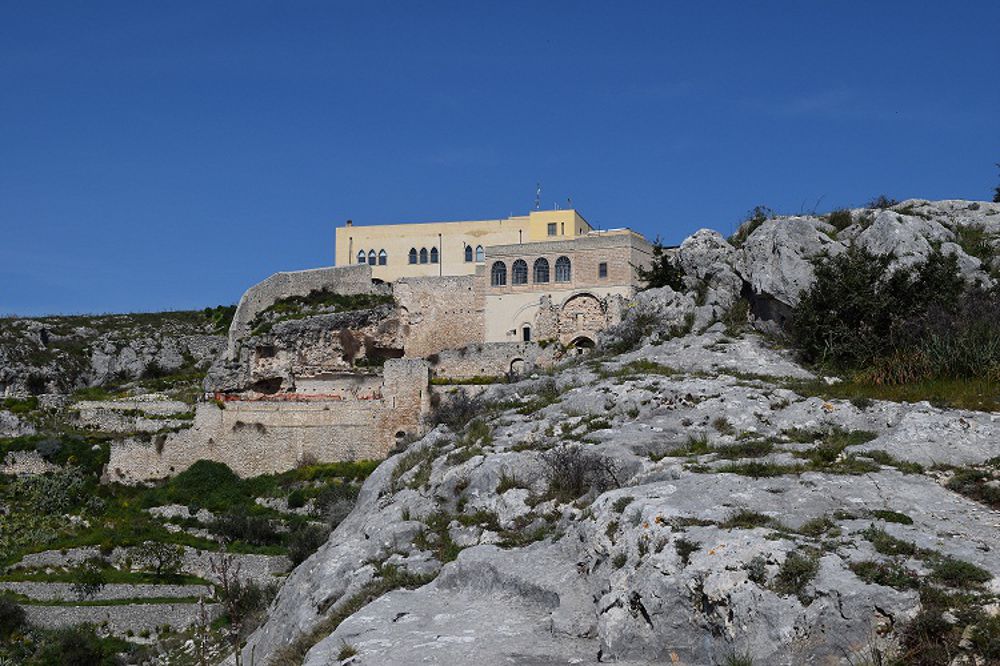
(569, 335), (596, 349)
(558, 293), (606, 344)
(509, 358), (526, 376)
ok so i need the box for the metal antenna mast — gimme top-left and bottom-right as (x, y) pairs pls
(534, 182), (541, 210)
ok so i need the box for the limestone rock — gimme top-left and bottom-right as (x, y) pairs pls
(736, 216), (844, 309)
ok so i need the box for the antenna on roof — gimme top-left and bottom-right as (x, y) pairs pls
(567, 197), (572, 209)
(534, 182), (541, 210)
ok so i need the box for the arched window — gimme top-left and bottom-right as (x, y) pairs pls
(475, 245), (484, 262)
(555, 256), (571, 282)
(357, 250), (366, 264)
(368, 250), (376, 265)
(419, 248), (428, 264)
(430, 247), (439, 264)
(512, 259), (528, 285)
(533, 258), (550, 283)
(464, 245), (473, 262)
(378, 249), (387, 265)
(491, 261), (507, 286)
(408, 248), (417, 264)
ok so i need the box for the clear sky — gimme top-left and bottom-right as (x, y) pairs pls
(2, 1), (998, 316)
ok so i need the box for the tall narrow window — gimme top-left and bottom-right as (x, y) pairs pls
(430, 247), (439, 264)
(491, 261), (507, 286)
(357, 250), (366, 264)
(475, 245), (484, 262)
(555, 256), (571, 282)
(408, 248), (417, 264)
(378, 249), (387, 265)
(368, 250), (376, 265)
(533, 257), (549, 283)
(465, 245), (473, 262)
(419, 248), (428, 264)
(598, 262), (608, 278)
(512, 259), (528, 285)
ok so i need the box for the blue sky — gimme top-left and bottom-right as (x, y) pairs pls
(2, 1), (998, 316)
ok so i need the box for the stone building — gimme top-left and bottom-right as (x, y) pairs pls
(335, 210), (653, 348)
(334, 209), (594, 282)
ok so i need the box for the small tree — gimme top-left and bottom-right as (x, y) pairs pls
(70, 559), (107, 600)
(134, 541), (184, 580)
(210, 543), (272, 666)
(636, 238), (684, 291)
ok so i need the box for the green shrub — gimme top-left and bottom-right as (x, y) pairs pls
(0, 596), (26, 639)
(287, 525), (330, 566)
(730, 206), (774, 248)
(287, 488), (307, 509)
(791, 246), (968, 376)
(636, 238), (684, 291)
(771, 551), (819, 600)
(163, 460), (246, 511)
(211, 508), (280, 546)
(826, 208), (854, 231)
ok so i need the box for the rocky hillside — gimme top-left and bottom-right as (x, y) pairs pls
(0, 308), (232, 399)
(237, 199), (1000, 666)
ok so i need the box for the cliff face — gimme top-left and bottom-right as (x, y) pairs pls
(237, 200), (1000, 666)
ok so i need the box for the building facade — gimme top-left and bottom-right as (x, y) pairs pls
(334, 209), (593, 282)
(334, 210), (653, 349)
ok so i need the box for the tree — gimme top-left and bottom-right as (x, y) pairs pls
(134, 541), (184, 580)
(210, 543), (273, 666)
(636, 238), (684, 291)
(70, 559), (107, 601)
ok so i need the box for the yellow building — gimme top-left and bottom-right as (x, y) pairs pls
(334, 210), (593, 281)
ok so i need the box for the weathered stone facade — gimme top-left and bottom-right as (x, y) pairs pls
(394, 275), (484, 358)
(107, 359), (429, 482)
(428, 342), (562, 379)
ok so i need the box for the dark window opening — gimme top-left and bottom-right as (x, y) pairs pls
(491, 261), (507, 286)
(555, 256), (571, 282)
(533, 257), (549, 283)
(430, 247), (439, 263)
(522, 326), (531, 342)
(419, 248), (429, 264)
(598, 262), (608, 278)
(408, 248), (417, 264)
(465, 245), (473, 262)
(512, 259), (528, 285)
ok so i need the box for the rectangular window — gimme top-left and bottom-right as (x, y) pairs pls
(547, 223), (557, 236)
(598, 262), (608, 279)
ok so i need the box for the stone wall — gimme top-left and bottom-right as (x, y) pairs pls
(1, 450), (59, 476)
(106, 359), (429, 483)
(429, 342), (561, 379)
(24, 602), (222, 637)
(73, 398), (193, 434)
(394, 275), (484, 358)
(225, 265), (378, 357)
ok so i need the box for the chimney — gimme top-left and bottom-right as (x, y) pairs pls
(346, 219), (353, 227)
